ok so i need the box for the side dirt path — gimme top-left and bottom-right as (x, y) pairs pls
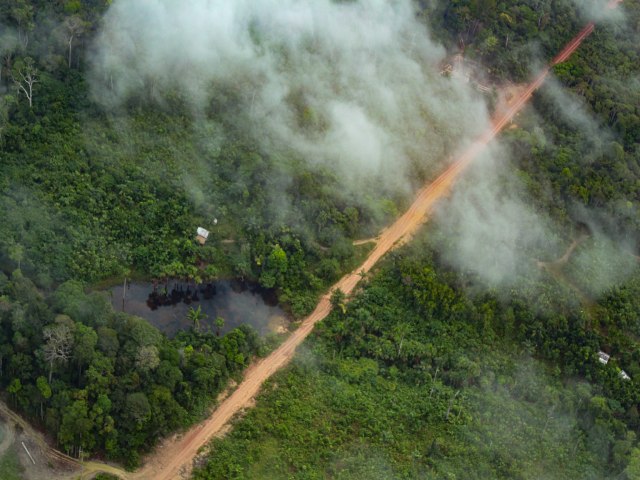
(0, 400), (80, 479)
(535, 234), (597, 310)
(134, 15), (608, 478)
(352, 237), (378, 246)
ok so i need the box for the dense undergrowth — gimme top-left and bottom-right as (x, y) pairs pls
(193, 1), (640, 479)
(1, 0), (640, 477)
(194, 239), (640, 479)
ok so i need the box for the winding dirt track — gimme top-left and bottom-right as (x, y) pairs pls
(135, 11), (619, 479)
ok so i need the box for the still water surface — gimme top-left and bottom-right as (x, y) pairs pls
(110, 280), (288, 338)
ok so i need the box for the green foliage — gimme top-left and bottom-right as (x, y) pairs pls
(94, 475), (120, 480)
(0, 448), (24, 480)
(188, 306), (207, 333)
(0, 3), (373, 313)
(194, 247), (640, 479)
(435, 0), (580, 80)
(0, 276), (263, 466)
(1, 0), (640, 476)
(214, 316), (225, 337)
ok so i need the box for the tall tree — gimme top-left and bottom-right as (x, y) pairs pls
(214, 316), (225, 337)
(11, 56), (37, 108)
(73, 323), (97, 378)
(187, 305), (207, 333)
(135, 345), (160, 373)
(58, 399), (94, 458)
(7, 0), (34, 49)
(8, 242), (24, 270)
(7, 377), (21, 407)
(43, 323), (73, 383)
(62, 15), (86, 68)
(36, 376), (52, 420)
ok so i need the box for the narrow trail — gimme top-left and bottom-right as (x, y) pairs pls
(536, 235), (594, 308)
(536, 234), (589, 271)
(136, 11), (617, 480)
(352, 237), (378, 246)
(0, 412), (16, 459)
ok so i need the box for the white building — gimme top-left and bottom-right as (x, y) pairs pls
(196, 227), (210, 245)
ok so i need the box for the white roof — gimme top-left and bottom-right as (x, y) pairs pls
(196, 227), (210, 238)
(620, 370), (631, 381)
(598, 351), (610, 364)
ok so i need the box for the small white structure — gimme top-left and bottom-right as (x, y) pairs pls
(620, 370), (631, 381)
(598, 351), (610, 365)
(196, 227), (210, 245)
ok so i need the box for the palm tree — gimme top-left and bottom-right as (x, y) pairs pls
(187, 305), (207, 332)
(214, 316), (225, 337)
(391, 322), (412, 357)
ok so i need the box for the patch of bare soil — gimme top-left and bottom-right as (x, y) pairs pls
(0, 408), (76, 480)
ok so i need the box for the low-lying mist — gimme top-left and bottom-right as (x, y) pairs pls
(90, 0), (488, 195)
(89, 0), (638, 301)
(430, 143), (562, 290)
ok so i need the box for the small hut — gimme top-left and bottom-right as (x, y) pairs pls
(597, 351), (610, 365)
(620, 370), (631, 381)
(196, 227), (210, 245)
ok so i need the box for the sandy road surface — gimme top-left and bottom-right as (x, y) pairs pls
(135, 15), (610, 479)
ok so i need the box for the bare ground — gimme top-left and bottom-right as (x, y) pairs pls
(0, 403), (77, 480)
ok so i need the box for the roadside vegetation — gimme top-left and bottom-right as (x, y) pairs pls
(0, 446), (24, 480)
(194, 0), (640, 479)
(0, 271), (262, 467)
(1, 0), (639, 478)
(194, 238), (640, 479)
(0, 0), (384, 470)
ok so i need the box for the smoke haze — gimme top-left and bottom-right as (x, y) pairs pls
(430, 143), (561, 289)
(90, 0), (637, 299)
(539, 75), (612, 152)
(90, 0), (489, 191)
(570, 0), (626, 24)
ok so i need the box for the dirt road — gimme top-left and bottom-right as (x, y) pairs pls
(0, 9), (607, 480)
(134, 14), (612, 479)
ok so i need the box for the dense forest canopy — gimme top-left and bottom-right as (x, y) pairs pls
(0, 0), (639, 478)
(194, 238), (640, 479)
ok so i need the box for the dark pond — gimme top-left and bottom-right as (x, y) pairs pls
(110, 280), (289, 338)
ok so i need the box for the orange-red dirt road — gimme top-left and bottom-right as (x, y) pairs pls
(136, 13), (614, 479)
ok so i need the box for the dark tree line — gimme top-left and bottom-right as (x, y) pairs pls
(0, 271), (261, 467)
